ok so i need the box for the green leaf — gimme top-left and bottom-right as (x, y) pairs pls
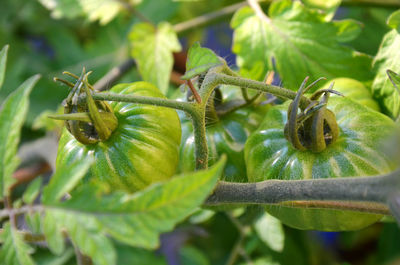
(231, 1), (372, 89)
(33, 248), (75, 265)
(0, 75), (40, 199)
(25, 212), (42, 235)
(0, 45), (9, 91)
(254, 213), (285, 252)
(46, 209), (116, 265)
(0, 223), (36, 265)
(129, 22), (181, 93)
(333, 19), (363, 42)
(47, 157), (226, 249)
(387, 9), (400, 31)
(43, 211), (65, 255)
(372, 29), (400, 119)
(302, 0), (341, 20)
(181, 42), (223, 80)
(42, 157), (93, 204)
(22, 177), (42, 204)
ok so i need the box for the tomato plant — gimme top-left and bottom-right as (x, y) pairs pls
(1, 1), (400, 265)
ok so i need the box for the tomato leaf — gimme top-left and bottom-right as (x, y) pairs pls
(43, 211), (66, 255)
(302, 0), (341, 20)
(387, 9), (400, 31)
(372, 16), (400, 119)
(44, 157), (225, 250)
(44, 209), (116, 265)
(231, 0), (372, 89)
(0, 75), (40, 199)
(42, 157), (93, 204)
(254, 213), (285, 252)
(0, 223), (36, 265)
(0, 45), (8, 91)
(129, 22), (181, 94)
(181, 42), (223, 80)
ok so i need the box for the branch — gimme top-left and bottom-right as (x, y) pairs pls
(93, 59), (135, 91)
(205, 170), (400, 215)
(172, 2), (247, 33)
(90, 92), (196, 114)
(213, 72), (311, 108)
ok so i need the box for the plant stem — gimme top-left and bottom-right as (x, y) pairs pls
(190, 109), (208, 170)
(205, 170), (400, 215)
(214, 73), (312, 108)
(94, 59), (135, 91)
(90, 92), (196, 114)
(173, 2), (247, 33)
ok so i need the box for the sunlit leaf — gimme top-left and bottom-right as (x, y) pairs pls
(231, 0), (372, 89)
(254, 213), (285, 252)
(129, 22), (181, 93)
(181, 42), (223, 80)
(44, 157), (226, 250)
(387, 9), (400, 31)
(302, 0), (341, 20)
(372, 29), (400, 119)
(0, 75), (40, 199)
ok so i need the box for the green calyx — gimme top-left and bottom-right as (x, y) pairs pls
(49, 69), (118, 145)
(284, 77), (340, 153)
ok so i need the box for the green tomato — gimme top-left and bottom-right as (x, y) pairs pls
(179, 86), (269, 182)
(323, 78), (380, 112)
(244, 96), (396, 231)
(56, 82), (181, 193)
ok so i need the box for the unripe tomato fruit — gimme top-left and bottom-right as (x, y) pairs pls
(245, 96), (396, 231)
(56, 82), (181, 193)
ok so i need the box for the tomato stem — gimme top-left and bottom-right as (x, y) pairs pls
(213, 72), (312, 108)
(205, 169), (400, 216)
(90, 92), (196, 114)
(190, 109), (209, 170)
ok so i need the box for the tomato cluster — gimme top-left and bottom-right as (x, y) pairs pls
(55, 74), (396, 231)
